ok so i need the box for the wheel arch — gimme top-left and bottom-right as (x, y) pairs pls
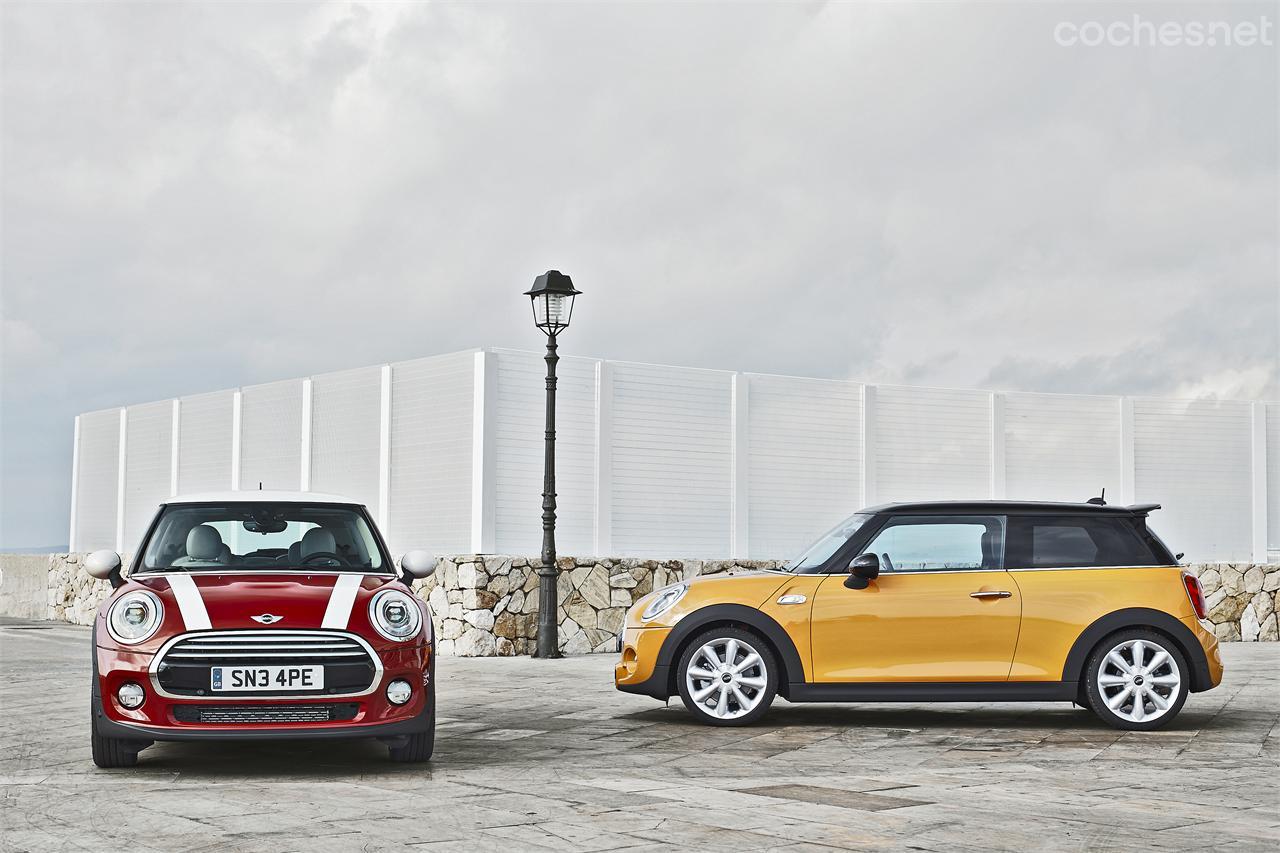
(1062, 607), (1212, 692)
(656, 604), (804, 700)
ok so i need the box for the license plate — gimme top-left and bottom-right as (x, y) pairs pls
(211, 665), (324, 692)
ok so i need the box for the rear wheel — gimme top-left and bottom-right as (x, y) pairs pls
(1083, 629), (1189, 731)
(676, 627), (777, 726)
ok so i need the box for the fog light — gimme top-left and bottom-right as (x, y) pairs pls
(386, 679), (412, 705)
(116, 681), (145, 709)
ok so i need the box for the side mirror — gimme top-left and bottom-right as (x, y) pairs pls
(843, 553), (880, 590)
(400, 550), (438, 580)
(85, 550), (124, 589)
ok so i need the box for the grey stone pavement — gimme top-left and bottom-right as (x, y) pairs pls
(0, 619), (1276, 852)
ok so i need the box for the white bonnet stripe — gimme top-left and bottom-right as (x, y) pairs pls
(322, 574), (362, 630)
(168, 574), (211, 630)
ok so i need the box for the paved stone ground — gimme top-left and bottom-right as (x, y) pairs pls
(1, 619), (1276, 852)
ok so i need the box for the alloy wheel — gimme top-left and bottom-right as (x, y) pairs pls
(684, 637), (769, 721)
(1096, 637), (1182, 725)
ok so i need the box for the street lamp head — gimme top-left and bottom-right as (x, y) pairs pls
(525, 270), (581, 335)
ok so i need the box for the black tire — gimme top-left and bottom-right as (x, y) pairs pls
(676, 626), (778, 727)
(1083, 628), (1190, 731)
(388, 665), (435, 762)
(92, 727), (141, 768)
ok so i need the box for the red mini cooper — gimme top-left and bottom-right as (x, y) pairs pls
(85, 492), (438, 767)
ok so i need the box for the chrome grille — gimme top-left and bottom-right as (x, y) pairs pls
(162, 631), (369, 662)
(152, 630), (379, 699)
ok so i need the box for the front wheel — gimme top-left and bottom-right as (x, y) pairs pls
(1083, 629), (1189, 731)
(389, 666), (435, 762)
(676, 627), (777, 726)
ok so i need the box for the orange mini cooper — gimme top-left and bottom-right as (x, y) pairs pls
(615, 501), (1222, 730)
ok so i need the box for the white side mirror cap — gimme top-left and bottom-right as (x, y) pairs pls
(85, 550), (122, 580)
(400, 550), (438, 579)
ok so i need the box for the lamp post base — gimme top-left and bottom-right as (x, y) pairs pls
(533, 563), (561, 659)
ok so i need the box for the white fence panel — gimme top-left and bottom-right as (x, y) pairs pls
(747, 374), (862, 560)
(177, 390), (233, 494)
(610, 363), (733, 558)
(387, 352), (475, 556)
(491, 349), (596, 557)
(1267, 403), (1280, 552)
(1133, 399), (1253, 562)
(74, 409), (120, 552)
(239, 379), (303, 492)
(123, 401), (172, 548)
(874, 385), (991, 503)
(1004, 393), (1120, 503)
(310, 366), (382, 512)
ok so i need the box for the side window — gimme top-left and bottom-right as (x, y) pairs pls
(860, 516), (1004, 572)
(1006, 516), (1162, 568)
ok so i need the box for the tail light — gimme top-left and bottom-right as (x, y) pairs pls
(1182, 571), (1208, 620)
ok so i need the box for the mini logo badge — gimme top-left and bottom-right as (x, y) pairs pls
(251, 614), (283, 625)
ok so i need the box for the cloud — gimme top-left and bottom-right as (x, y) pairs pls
(1, 1), (1276, 548)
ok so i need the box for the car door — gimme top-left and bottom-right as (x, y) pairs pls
(809, 514), (1022, 682)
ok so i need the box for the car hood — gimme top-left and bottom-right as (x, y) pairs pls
(128, 572), (398, 636)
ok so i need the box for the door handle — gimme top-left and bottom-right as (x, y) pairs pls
(969, 590), (1012, 599)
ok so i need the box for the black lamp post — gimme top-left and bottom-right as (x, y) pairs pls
(525, 270), (581, 659)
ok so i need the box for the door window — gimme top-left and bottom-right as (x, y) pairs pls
(860, 516), (1004, 572)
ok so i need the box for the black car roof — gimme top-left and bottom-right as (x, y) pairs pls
(863, 500), (1161, 516)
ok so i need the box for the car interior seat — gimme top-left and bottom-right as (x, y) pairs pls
(172, 525), (228, 567)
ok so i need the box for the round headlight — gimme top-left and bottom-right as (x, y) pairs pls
(369, 590), (422, 642)
(107, 590), (163, 644)
(641, 583), (687, 622)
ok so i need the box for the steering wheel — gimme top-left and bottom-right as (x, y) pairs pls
(880, 552), (896, 573)
(300, 551), (346, 566)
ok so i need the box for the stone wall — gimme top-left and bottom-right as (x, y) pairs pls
(1194, 563), (1279, 642)
(3, 553), (1277, 652)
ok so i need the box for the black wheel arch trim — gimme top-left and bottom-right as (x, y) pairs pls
(650, 604), (805, 700)
(1062, 607), (1212, 692)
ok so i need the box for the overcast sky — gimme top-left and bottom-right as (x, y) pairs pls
(2, 1), (1277, 549)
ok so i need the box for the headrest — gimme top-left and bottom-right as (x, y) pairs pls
(186, 525), (224, 561)
(300, 528), (336, 558)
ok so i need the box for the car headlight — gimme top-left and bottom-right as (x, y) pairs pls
(369, 589), (423, 642)
(107, 590), (164, 644)
(641, 583), (687, 622)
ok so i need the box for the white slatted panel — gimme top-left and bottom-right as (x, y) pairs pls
(747, 374), (862, 560)
(1004, 393), (1120, 502)
(74, 409), (120, 551)
(1264, 403), (1279, 551)
(611, 363), (732, 558)
(177, 390), (233, 493)
(122, 401), (171, 548)
(310, 366), (381, 511)
(239, 379), (302, 492)
(874, 386), (991, 502)
(1133, 399), (1253, 562)
(491, 349), (596, 557)
(387, 352), (475, 556)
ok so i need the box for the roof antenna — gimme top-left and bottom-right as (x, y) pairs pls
(259, 482), (263, 491)
(1087, 488), (1106, 506)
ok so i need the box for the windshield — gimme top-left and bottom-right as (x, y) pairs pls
(787, 513), (874, 573)
(138, 503), (388, 573)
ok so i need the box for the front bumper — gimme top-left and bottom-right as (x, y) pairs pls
(614, 625), (672, 699)
(94, 641), (432, 740)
